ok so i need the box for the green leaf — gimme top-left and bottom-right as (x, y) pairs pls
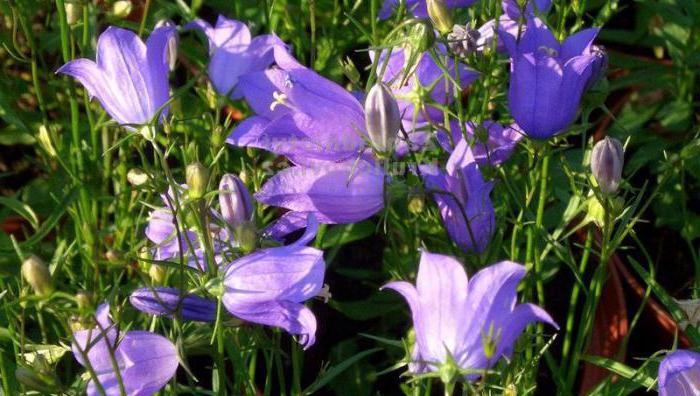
(582, 355), (656, 389)
(319, 221), (376, 249)
(303, 348), (382, 395)
(0, 196), (39, 230)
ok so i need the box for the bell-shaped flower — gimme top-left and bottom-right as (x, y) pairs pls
(129, 287), (218, 322)
(57, 25), (176, 127)
(228, 47), (367, 165)
(436, 120), (523, 166)
(473, 0), (552, 54)
(222, 215), (325, 349)
(254, 159), (385, 238)
(379, 0), (476, 19)
(72, 304), (179, 396)
(658, 350), (700, 396)
(185, 16), (287, 98)
(500, 17), (600, 139)
(419, 140), (495, 253)
(382, 251), (557, 376)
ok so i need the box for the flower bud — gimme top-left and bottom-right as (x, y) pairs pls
(111, 0), (132, 18)
(127, 168), (150, 186)
(75, 291), (92, 311)
(186, 161), (209, 199)
(427, 0), (453, 35)
(21, 255), (53, 297)
(234, 221), (257, 254)
(37, 125), (57, 158)
(64, 0), (82, 25)
(155, 19), (178, 71)
(408, 20), (436, 54)
(219, 174), (254, 229)
(591, 137), (624, 195)
(149, 264), (167, 284)
(364, 83), (401, 154)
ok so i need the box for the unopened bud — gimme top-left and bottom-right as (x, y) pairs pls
(21, 255), (53, 297)
(438, 355), (459, 386)
(340, 57), (361, 85)
(408, 193), (425, 214)
(64, 0), (82, 25)
(112, 0), (132, 18)
(75, 291), (92, 311)
(155, 19), (178, 71)
(234, 221), (257, 254)
(408, 20), (435, 53)
(15, 367), (59, 394)
(591, 137), (624, 195)
(186, 161), (209, 199)
(364, 83), (401, 154)
(127, 168), (150, 186)
(219, 174), (254, 229)
(149, 264), (167, 284)
(504, 384), (518, 396)
(37, 125), (57, 158)
(427, 0), (453, 35)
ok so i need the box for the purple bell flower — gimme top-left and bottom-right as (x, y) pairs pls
(419, 140), (495, 253)
(129, 287), (218, 322)
(254, 159), (385, 238)
(473, 0), (553, 54)
(228, 47), (367, 165)
(185, 16), (287, 98)
(378, 0), (476, 19)
(57, 25), (176, 127)
(72, 304), (179, 396)
(658, 349), (700, 396)
(500, 17), (600, 139)
(223, 214), (325, 349)
(436, 120), (524, 166)
(382, 251), (557, 376)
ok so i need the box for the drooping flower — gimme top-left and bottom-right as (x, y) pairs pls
(378, 0), (476, 19)
(255, 159), (385, 237)
(185, 16), (287, 98)
(223, 214), (325, 349)
(658, 350), (700, 396)
(129, 287), (218, 322)
(57, 25), (176, 127)
(228, 47), (367, 165)
(382, 251), (557, 376)
(436, 120), (523, 166)
(72, 304), (179, 396)
(500, 17), (600, 139)
(419, 139), (495, 253)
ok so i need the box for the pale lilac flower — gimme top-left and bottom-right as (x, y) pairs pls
(255, 159), (385, 238)
(72, 304), (179, 396)
(436, 120), (523, 166)
(223, 214), (325, 348)
(379, 0), (476, 19)
(383, 251), (557, 376)
(474, 0), (553, 53)
(501, 17), (600, 139)
(658, 350), (700, 396)
(419, 140), (495, 253)
(129, 287), (217, 322)
(57, 25), (176, 127)
(186, 16), (287, 98)
(228, 47), (367, 165)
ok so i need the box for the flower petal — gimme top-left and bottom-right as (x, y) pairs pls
(129, 287), (217, 322)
